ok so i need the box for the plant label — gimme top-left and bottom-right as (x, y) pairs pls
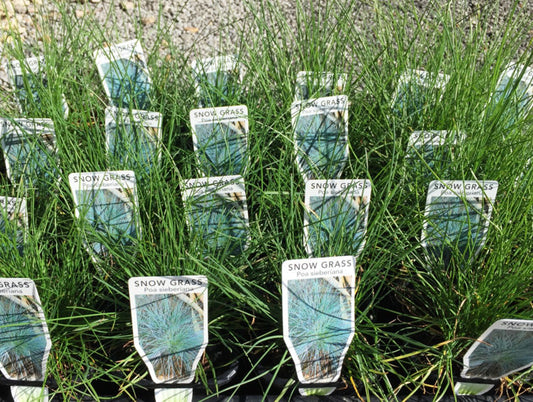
(486, 63), (533, 128)
(391, 69), (449, 118)
(6, 56), (69, 118)
(190, 105), (249, 176)
(291, 95), (349, 182)
(405, 130), (465, 177)
(105, 107), (162, 175)
(69, 171), (140, 263)
(282, 256), (356, 395)
(304, 179), (371, 258)
(94, 40), (152, 110)
(0, 118), (59, 190)
(461, 319), (533, 381)
(129, 276), (208, 402)
(454, 381), (495, 396)
(421, 180), (498, 268)
(181, 175), (250, 255)
(294, 71), (347, 101)
(0, 278), (51, 402)
(191, 55), (240, 108)
(0, 196), (28, 257)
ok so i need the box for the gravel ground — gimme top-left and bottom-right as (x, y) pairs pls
(0, 0), (531, 93)
(1, 0), (532, 57)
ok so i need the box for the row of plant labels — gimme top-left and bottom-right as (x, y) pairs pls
(7, 42), (533, 121)
(0, 170), (498, 267)
(3, 42), (533, 187)
(0, 46), (505, 267)
(1, 275), (532, 401)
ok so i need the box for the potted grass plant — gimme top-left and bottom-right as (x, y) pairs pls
(0, 0), (531, 399)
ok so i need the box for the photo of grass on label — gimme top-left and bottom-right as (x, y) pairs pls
(134, 293), (205, 383)
(73, 186), (138, 261)
(294, 71), (346, 101)
(305, 194), (369, 258)
(454, 382), (495, 396)
(185, 190), (249, 255)
(391, 70), (449, 120)
(462, 327), (533, 380)
(423, 196), (490, 267)
(286, 276), (353, 382)
(196, 67), (239, 108)
(486, 64), (533, 128)
(407, 142), (444, 177)
(294, 109), (348, 181)
(100, 57), (151, 110)
(192, 56), (240, 108)
(405, 131), (464, 179)
(106, 108), (162, 175)
(0, 119), (58, 189)
(193, 120), (247, 176)
(108, 122), (159, 173)
(7, 57), (69, 118)
(9, 61), (44, 114)
(0, 197), (27, 258)
(0, 295), (49, 381)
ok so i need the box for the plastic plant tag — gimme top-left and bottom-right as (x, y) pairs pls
(0, 196), (28, 258)
(391, 69), (449, 118)
(0, 278), (51, 402)
(304, 180), (371, 258)
(105, 107), (162, 175)
(6, 56), (69, 118)
(405, 130), (465, 177)
(191, 55), (240, 108)
(69, 171), (140, 263)
(129, 276), (208, 402)
(0, 118), (59, 190)
(190, 105), (249, 176)
(454, 381), (494, 396)
(282, 256), (356, 396)
(486, 63), (533, 128)
(181, 175), (250, 255)
(421, 180), (498, 268)
(294, 71), (347, 101)
(94, 40), (152, 110)
(292, 95), (349, 182)
(461, 319), (533, 381)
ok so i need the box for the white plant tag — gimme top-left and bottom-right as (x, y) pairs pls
(461, 319), (533, 380)
(291, 95), (349, 182)
(191, 55), (240, 108)
(405, 130), (465, 176)
(454, 381), (494, 396)
(0, 278), (51, 402)
(6, 56), (69, 118)
(69, 171), (140, 263)
(0, 196), (28, 257)
(304, 179), (371, 258)
(391, 69), (449, 118)
(94, 40), (152, 110)
(181, 175), (250, 255)
(0, 118), (59, 190)
(105, 107), (162, 175)
(129, 276), (208, 402)
(421, 180), (498, 267)
(294, 71), (347, 101)
(190, 105), (249, 176)
(486, 63), (533, 128)
(153, 388), (192, 402)
(282, 256), (356, 395)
